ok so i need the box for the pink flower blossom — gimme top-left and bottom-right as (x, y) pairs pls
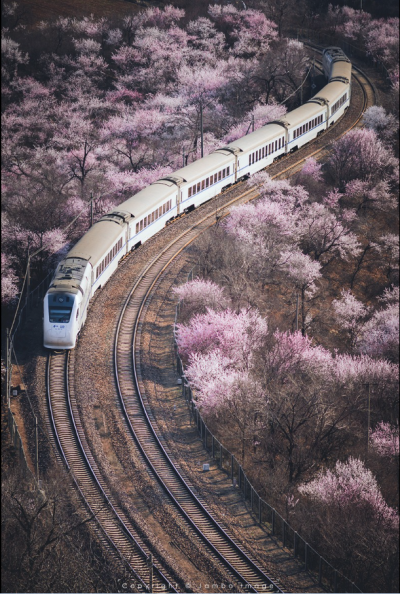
(370, 422), (399, 457)
(299, 457), (399, 529)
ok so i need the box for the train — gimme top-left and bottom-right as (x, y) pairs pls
(43, 47), (351, 349)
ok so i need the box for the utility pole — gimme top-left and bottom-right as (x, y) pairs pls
(90, 192), (93, 228)
(35, 416), (39, 481)
(26, 251), (31, 313)
(200, 103), (204, 158)
(251, 113), (255, 132)
(182, 147), (185, 167)
(6, 328), (10, 408)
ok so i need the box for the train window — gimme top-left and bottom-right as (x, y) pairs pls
(206, 177), (209, 188)
(249, 155), (251, 166)
(227, 167), (230, 175)
(218, 170), (222, 180)
(188, 187), (192, 197)
(201, 180), (205, 190)
(49, 305), (72, 324)
(262, 147), (265, 158)
(196, 182), (200, 193)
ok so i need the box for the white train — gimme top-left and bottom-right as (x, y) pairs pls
(44, 47), (351, 349)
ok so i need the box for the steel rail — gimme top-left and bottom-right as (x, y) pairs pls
(46, 350), (177, 593)
(114, 201), (284, 592)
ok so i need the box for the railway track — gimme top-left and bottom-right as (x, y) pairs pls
(44, 58), (376, 592)
(115, 209), (284, 593)
(46, 350), (178, 592)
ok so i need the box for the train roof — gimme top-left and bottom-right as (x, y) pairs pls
(116, 182), (176, 218)
(275, 101), (323, 128)
(223, 123), (284, 153)
(67, 220), (124, 264)
(172, 150), (234, 184)
(314, 80), (349, 104)
(331, 60), (352, 81)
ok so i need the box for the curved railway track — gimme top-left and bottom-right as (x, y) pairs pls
(46, 56), (376, 592)
(46, 350), (178, 592)
(114, 212), (284, 593)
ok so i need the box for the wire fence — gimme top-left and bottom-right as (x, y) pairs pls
(174, 298), (362, 594)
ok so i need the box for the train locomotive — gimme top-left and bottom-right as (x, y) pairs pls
(43, 47), (351, 349)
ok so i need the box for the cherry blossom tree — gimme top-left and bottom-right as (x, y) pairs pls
(370, 422), (399, 457)
(297, 457), (399, 590)
(172, 278), (230, 319)
(207, 5), (277, 58)
(1, 34), (28, 82)
(375, 233), (399, 283)
(327, 128), (397, 190)
(1, 253), (19, 305)
(299, 202), (361, 266)
(299, 457), (398, 525)
(299, 157), (323, 182)
(176, 307), (268, 365)
(358, 288), (399, 362)
(223, 196), (300, 285)
(332, 289), (370, 351)
(362, 106), (399, 144)
(365, 17), (399, 73)
(344, 178), (398, 213)
(281, 249), (322, 335)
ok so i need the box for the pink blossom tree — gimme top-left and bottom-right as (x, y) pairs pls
(332, 289), (370, 351)
(207, 5), (277, 58)
(299, 157), (323, 182)
(223, 196), (300, 285)
(299, 202), (361, 266)
(365, 17), (399, 73)
(375, 233), (399, 283)
(176, 307), (268, 366)
(344, 178), (398, 213)
(328, 128), (397, 190)
(1, 253), (19, 305)
(281, 250), (322, 335)
(297, 457), (399, 590)
(299, 457), (398, 526)
(172, 278), (230, 319)
(362, 106), (399, 144)
(358, 287), (399, 362)
(370, 422), (399, 457)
